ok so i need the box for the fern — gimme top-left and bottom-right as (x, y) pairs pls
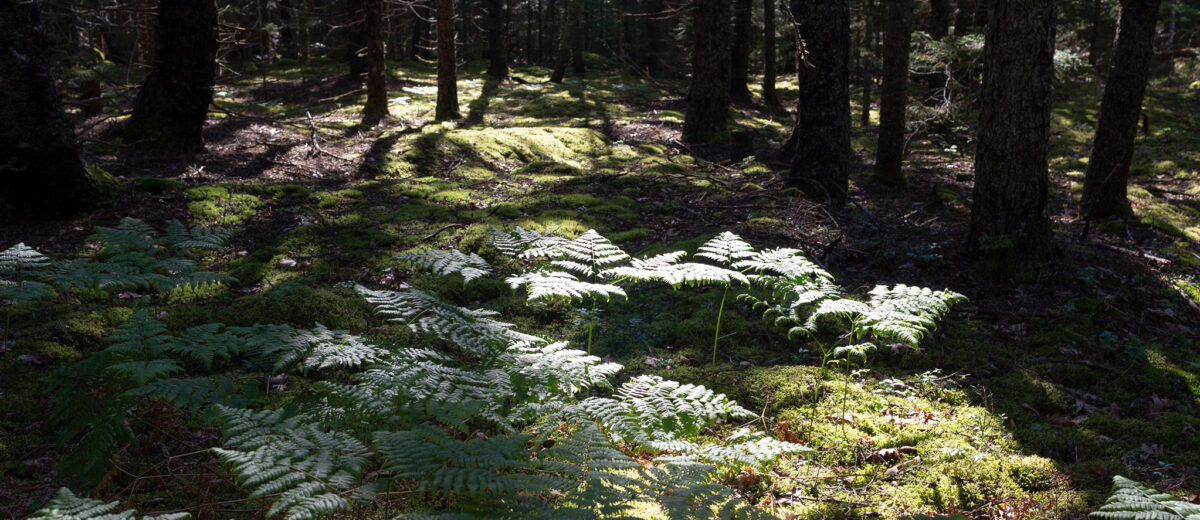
(507, 270), (627, 302)
(28, 488), (190, 520)
(521, 229), (631, 277)
(489, 226), (558, 257)
(0, 243), (54, 304)
(397, 249), (491, 284)
(695, 231), (756, 266)
(357, 285), (543, 355)
(855, 284), (966, 345)
(1091, 475), (1200, 520)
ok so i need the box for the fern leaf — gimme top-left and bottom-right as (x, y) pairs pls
(0, 279), (53, 305)
(695, 232), (756, 266)
(855, 284), (966, 345)
(0, 242), (52, 274)
(530, 230), (631, 277)
(159, 220), (236, 249)
(507, 270), (627, 302)
(357, 286), (543, 354)
(490, 226), (557, 257)
(28, 487), (191, 520)
(1091, 475), (1200, 520)
(397, 249), (492, 284)
(735, 248), (832, 282)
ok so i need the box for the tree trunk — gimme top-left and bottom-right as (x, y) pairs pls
(347, 0), (367, 77)
(640, 0), (665, 76)
(486, 0), (509, 76)
(125, 0), (217, 154)
(0, 0), (102, 221)
(1082, 0), (1163, 219)
(730, 0), (754, 103)
(435, 0), (460, 120)
(929, 0), (951, 39)
(410, 0), (428, 60)
(954, 0), (976, 34)
(571, 0), (584, 74)
(681, 0), (732, 143)
(1089, 0), (1103, 65)
(550, 0), (582, 82)
(279, 0), (295, 57)
(763, 0), (779, 108)
(875, 0), (912, 185)
(788, 0), (852, 208)
(860, 0), (875, 128)
(362, 0), (388, 123)
(968, 0), (1056, 271)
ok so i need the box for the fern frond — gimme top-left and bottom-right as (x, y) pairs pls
(527, 230), (630, 277)
(855, 284), (966, 345)
(397, 249), (492, 284)
(270, 324), (389, 372)
(0, 279), (53, 305)
(1091, 475), (1200, 520)
(735, 248), (832, 282)
(489, 226), (557, 257)
(507, 271), (627, 302)
(375, 426), (560, 495)
(695, 232), (756, 266)
(357, 286), (543, 354)
(159, 220), (236, 249)
(0, 242), (51, 274)
(602, 251), (688, 281)
(28, 487), (191, 520)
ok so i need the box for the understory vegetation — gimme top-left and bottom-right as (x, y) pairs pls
(3, 55), (1199, 519)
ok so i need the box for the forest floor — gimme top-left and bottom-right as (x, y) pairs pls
(1, 56), (1199, 519)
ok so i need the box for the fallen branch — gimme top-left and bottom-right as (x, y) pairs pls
(422, 223), (465, 242)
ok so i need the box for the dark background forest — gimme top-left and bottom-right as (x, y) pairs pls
(1, 0), (1200, 518)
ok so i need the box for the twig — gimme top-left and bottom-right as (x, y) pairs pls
(422, 224), (465, 242)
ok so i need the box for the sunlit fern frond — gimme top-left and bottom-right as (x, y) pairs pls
(28, 487), (191, 520)
(855, 284), (966, 345)
(490, 226), (558, 257)
(397, 249), (492, 284)
(507, 270), (627, 302)
(695, 231), (756, 266)
(0, 242), (52, 274)
(1090, 475), (1200, 520)
(357, 285), (543, 354)
(735, 248), (832, 282)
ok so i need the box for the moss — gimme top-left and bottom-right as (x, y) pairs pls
(133, 177), (186, 195)
(31, 340), (83, 363)
(187, 186), (263, 225)
(59, 307), (135, 349)
(219, 282), (372, 330)
(609, 228), (650, 243)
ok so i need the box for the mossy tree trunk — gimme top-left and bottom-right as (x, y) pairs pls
(362, 0), (388, 123)
(486, 0), (510, 77)
(681, 0), (731, 144)
(730, 0), (754, 103)
(0, 0), (102, 221)
(968, 0), (1056, 271)
(435, 0), (460, 120)
(787, 0), (852, 208)
(762, 0), (779, 108)
(124, 0), (217, 154)
(874, 0), (912, 185)
(1081, 0), (1163, 219)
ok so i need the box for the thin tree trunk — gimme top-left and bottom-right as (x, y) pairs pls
(730, 0), (754, 102)
(763, 0), (779, 108)
(681, 0), (732, 143)
(875, 0), (912, 185)
(347, 0), (367, 77)
(954, 0), (976, 35)
(1082, 0), (1163, 218)
(279, 0), (295, 57)
(0, 0), (102, 221)
(125, 0), (218, 154)
(860, 0), (875, 129)
(571, 0), (584, 74)
(968, 0), (1057, 271)
(551, 0), (582, 82)
(362, 0), (388, 123)
(1089, 0), (1103, 65)
(930, 0), (951, 39)
(486, 0), (509, 76)
(640, 0), (664, 76)
(435, 0), (459, 120)
(788, 0), (852, 207)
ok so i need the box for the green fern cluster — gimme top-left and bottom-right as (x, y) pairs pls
(29, 488), (190, 520)
(206, 284), (804, 519)
(1090, 476), (1200, 520)
(1, 218), (234, 307)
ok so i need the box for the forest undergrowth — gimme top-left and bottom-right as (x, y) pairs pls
(1, 57), (1199, 519)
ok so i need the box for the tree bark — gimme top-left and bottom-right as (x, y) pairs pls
(681, 0), (732, 143)
(639, 0), (665, 76)
(874, 0), (912, 185)
(968, 0), (1056, 270)
(929, 0), (951, 39)
(0, 0), (102, 221)
(435, 0), (460, 120)
(730, 0), (754, 103)
(787, 0), (852, 208)
(550, 0), (582, 82)
(486, 0), (509, 77)
(279, 0), (295, 57)
(860, 0), (876, 128)
(570, 0), (584, 74)
(347, 0), (367, 77)
(763, 0), (779, 108)
(954, 0), (976, 34)
(125, 0), (218, 154)
(1082, 0), (1163, 219)
(362, 0), (388, 123)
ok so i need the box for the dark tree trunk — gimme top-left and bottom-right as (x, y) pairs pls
(875, 0), (912, 185)
(681, 0), (732, 143)
(279, 0), (295, 57)
(550, 0), (582, 82)
(125, 0), (217, 154)
(0, 0), (102, 221)
(1082, 0), (1162, 219)
(362, 0), (388, 123)
(763, 0), (779, 108)
(929, 0), (951, 39)
(1089, 0), (1104, 65)
(347, 0), (367, 77)
(860, 0), (875, 128)
(526, 0), (534, 62)
(968, 0), (1056, 270)
(640, 0), (665, 76)
(570, 0), (584, 74)
(954, 0), (976, 34)
(435, 0), (459, 120)
(411, 0), (428, 60)
(788, 0), (852, 207)
(730, 0), (754, 102)
(486, 0), (509, 76)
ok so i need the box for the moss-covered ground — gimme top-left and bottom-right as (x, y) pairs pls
(1, 56), (1198, 518)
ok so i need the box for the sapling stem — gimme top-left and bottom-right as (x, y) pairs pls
(712, 286), (728, 369)
(587, 297), (596, 354)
